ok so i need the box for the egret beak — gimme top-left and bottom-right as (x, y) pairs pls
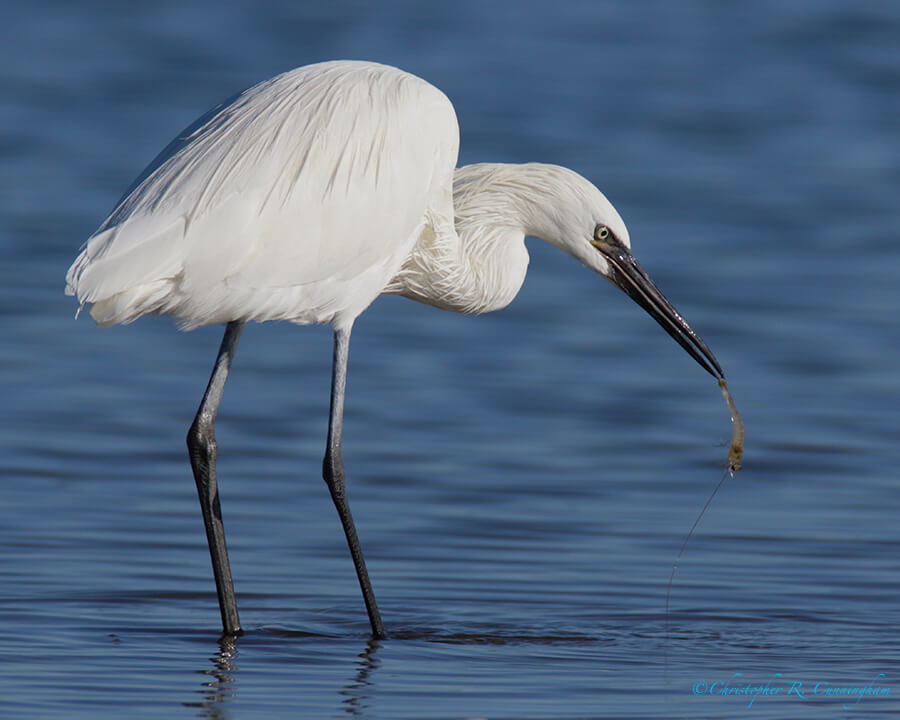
(597, 242), (724, 379)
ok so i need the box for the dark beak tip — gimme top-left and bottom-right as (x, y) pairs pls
(602, 246), (724, 381)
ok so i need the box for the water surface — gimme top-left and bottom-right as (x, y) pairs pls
(1, 1), (899, 718)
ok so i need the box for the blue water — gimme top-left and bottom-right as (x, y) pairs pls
(2, 1), (899, 718)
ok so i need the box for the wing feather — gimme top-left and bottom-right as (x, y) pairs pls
(66, 61), (459, 328)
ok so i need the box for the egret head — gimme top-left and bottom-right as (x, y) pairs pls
(522, 164), (723, 379)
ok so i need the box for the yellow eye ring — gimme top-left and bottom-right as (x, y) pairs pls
(593, 225), (610, 243)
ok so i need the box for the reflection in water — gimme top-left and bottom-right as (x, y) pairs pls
(185, 636), (238, 719)
(181, 633), (383, 719)
(338, 637), (382, 718)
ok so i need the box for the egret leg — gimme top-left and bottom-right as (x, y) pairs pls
(187, 320), (245, 635)
(324, 326), (385, 638)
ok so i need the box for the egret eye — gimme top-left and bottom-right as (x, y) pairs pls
(592, 224), (610, 245)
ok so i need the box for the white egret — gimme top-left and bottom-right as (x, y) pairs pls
(66, 60), (724, 638)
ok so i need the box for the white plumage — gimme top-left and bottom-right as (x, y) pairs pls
(65, 60), (724, 637)
(67, 61), (459, 329)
